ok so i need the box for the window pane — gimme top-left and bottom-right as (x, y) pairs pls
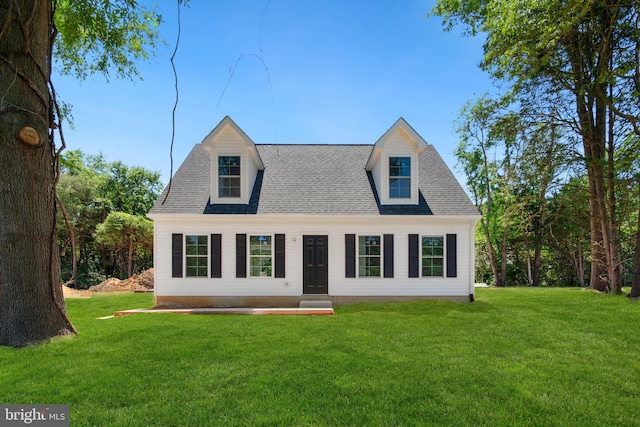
(358, 235), (381, 277)
(358, 261), (369, 276)
(389, 178), (410, 198)
(185, 235), (207, 277)
(250, 236), (272, 254)
(389, 157), (411, 198)
(421, 237), (444, 277)
(249, 235), (272, 277)
(422, 258), (444, 277)
(219, 156), (240, 174)
(219, 177), (241, 198)
(389, 157), (410, 176)
(218, 156), (241, 198)
(250, 257), (272, 277)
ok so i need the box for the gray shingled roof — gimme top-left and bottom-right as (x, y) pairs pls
(149, 143), (479, 216)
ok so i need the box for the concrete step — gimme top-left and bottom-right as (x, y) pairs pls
(299, 300), (333, 308)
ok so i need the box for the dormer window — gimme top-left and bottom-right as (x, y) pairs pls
(389, 157), (411, 199)
(218, 156), (241, 198)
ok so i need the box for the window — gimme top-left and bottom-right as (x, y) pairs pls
(186, 235), (208, 277)
(249, 235), (272, 277)
(218, 156), (241, 198)
(359, 235), (381, 277)
(422, 236), (444, 277)
(389, 157), (411, 198)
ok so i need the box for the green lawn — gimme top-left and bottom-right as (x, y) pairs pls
(1, 288), (639, 426)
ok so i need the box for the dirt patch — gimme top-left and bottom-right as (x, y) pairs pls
(89, 268), (154, 292)
(63, 285), (92, 299)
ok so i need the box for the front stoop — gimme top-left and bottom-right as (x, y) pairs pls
(299, 300), (333, 308)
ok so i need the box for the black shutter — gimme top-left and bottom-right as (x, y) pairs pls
(408, 234), (419, 278)
(345, 234), (356, 278)
(446, 234), (457, 278)
(275, 234), (285, 278)
(383, 234), (394, 278)
(211, 234), (222, 278)
(172, 234), (183, 278)
(236, 234), (246, 278)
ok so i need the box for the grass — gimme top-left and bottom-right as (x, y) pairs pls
(1, 288), (639, 426)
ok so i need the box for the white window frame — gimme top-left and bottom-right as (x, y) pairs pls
(249, 234), (273, 278)
(358, 234), (382, 278)
(185, 235), (209, 278)
(421, 235), (444, 278)
(217, 155), (242, 199)
(382, 153), (418, 205)
(388, 156), (411, 199)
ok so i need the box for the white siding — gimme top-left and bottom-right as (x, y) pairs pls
(153, 215), (476, 299)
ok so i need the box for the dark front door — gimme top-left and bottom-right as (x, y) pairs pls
(303, 235), (328, 294)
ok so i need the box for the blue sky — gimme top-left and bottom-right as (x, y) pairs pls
(53, 0), (493, 185)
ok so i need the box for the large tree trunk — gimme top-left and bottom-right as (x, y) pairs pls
(479, 216), (500, 287)
(499, 227), (508, 286)
(0, 1), (76, 347)
(629, 194), (640, 298)
(565, 15), (621, 293)
(577, 234), (585, 287)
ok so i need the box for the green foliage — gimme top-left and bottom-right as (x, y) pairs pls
(57, 150), (160, 285)
(94, 212), (152, 248)
(94, 212), (153, 278)
(0, 290), (638, 425)
(53, 0), (163, 81)
(432, 0), (640, 290)
(99, 161), (162, 216)
(455, 94), (585, 287)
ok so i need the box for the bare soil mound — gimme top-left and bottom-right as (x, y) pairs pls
(129, 268), (154, 290)
(63, 285), (92, 298)
(89, 268), (154, 292)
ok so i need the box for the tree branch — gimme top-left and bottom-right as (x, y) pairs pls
(0, 54), (48, 112)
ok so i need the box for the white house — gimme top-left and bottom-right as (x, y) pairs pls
(148, 116), (480, 308)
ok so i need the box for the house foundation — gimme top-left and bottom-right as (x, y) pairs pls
(154, 294), (472, 309)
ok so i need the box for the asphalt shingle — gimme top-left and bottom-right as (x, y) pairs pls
(149, 143), (479, 217)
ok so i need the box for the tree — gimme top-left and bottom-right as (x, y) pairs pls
(94, 212), (153, 278)
(56, 150), (161, 286)
(0, 1), (162, 347)
(454, 96), (519, 286)
(431, 0), (640, 292)
(99, 161), (162, 216)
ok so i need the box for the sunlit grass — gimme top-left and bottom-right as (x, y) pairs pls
(0, 289), (638, 426)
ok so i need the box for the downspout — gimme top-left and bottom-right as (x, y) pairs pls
(469, 218), (478, 302)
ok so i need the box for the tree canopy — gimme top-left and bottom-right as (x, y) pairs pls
(431, 0), (640, 292)
(57, 150), (161, 286)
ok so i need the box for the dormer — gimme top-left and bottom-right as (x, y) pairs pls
(201, 116), (264, 205)
(365, 118), (428, 206)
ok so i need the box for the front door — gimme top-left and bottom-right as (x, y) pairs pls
(303, 235), (328, 294)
